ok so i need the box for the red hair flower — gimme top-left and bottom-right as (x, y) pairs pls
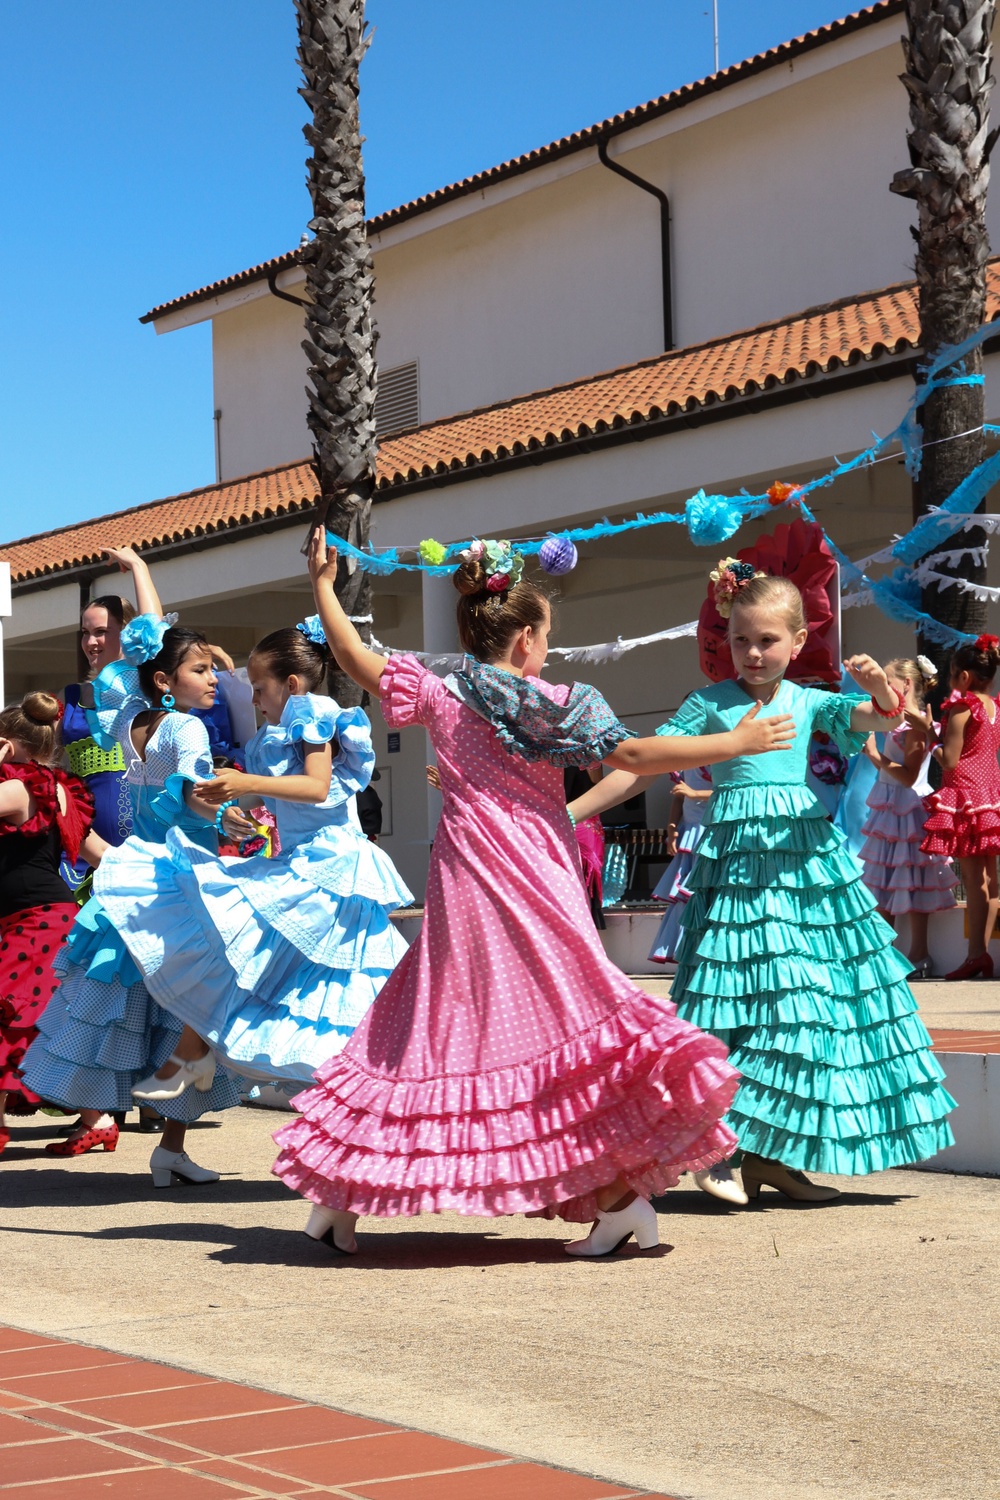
(767, 480), (802, 507)
(976, 633), (999, 653)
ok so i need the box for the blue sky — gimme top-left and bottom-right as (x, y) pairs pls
(0, 2), (879, 539)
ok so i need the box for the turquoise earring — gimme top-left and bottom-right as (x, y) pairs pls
(160, 692), (176, 711)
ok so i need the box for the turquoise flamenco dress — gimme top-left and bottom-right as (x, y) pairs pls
(97, 694), (413, 1088)
(667, 679), (956, 1174)
(22, 665), (241, 1120)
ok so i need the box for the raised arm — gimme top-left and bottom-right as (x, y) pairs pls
(606, 702), (795, 773)
(102, 546), (163, 619)
(307, 529), (388, 698)
(843, 655), (905, 733)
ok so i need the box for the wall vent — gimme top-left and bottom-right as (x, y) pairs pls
(375, 360), (420, 435)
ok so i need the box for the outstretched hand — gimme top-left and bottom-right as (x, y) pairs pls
(731, 702), (796, 756)
(102, 545), (143, 573)
(307, 527), (339, 590)
(195, 768), (249, 805)
(843, 653), (891, 700)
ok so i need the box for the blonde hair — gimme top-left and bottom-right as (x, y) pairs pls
(885, 656), (938, 708)
(728, 575), (807, 636)
(0, 692), (63, 765)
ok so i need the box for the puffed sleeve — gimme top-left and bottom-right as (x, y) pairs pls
(85, 661), (147, 750)
(810, 690), (870, 756)
(380, 653), (444, 730)
(656, 692), (710, 738)
(281, 694), (375, 805)
(940, 689), (987, 727)
(149, 714), (214, 828)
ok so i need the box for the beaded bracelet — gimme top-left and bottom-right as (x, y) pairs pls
(567, 810), (577, 827)
(869, 686), (905, 720)
(214, 798), (239, 832)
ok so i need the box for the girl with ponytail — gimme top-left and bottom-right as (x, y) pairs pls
(921, 633), (1000, 979)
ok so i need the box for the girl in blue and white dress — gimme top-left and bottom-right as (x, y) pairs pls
(23, 616), (243, 1186)
(100, 620), (413, 1092)
(648, 765), (713, 965)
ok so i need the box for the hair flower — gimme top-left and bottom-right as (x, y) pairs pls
(120, 612), (178, 665)
(915, 654), (938, 680)
(295, 614), (327, 647)
(767, 480), (802, 507)
(976, 633), (1000, 654)
(486, 572), (510, 593)
(709, 558), (763, 618)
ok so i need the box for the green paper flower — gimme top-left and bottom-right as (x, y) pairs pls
(419, 538), (448, 566)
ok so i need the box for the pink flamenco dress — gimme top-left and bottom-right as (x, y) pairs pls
(922, 692), (1000, 859)
(860, 728), (957, 914)
(273, 654), (739, 1222)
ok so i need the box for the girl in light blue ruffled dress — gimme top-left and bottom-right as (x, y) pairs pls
(101, 618), (413, 1093)
(24, 616), (244, 1186)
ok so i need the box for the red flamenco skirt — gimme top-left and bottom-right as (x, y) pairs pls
(922, 789), (1000, 860)
(0, 903), (78, 1111)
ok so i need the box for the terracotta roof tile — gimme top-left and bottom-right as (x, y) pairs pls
(9, 258), (998, 588)
(141, 2), (904, 325)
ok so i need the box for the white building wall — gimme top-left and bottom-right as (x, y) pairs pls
(212, 293), (311, 481)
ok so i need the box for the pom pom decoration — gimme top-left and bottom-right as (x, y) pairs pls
(539, 534), (578, 575)
(767, 480), (803, 507)
(684, 489), (743, 546)
(419, 539), (448, 567)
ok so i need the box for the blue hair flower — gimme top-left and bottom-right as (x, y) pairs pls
(685, 490), (743, 547)
(296, 614), (327, 647)
(119, 612), (178, 665)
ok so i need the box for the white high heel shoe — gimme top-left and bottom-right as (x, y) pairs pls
(149, 1146), (221, 1188)
(693, 1165), (749, 1206)
(564, 1195), (659, 1256)
(304, 1203), (359, 1255)
(132, 1052), (216, 1102)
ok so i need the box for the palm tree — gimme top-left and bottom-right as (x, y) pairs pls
(890, 0), (997, 653)
(295, 0), (377, 705)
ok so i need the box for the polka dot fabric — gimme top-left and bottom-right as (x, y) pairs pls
(273, 655), (739, 1222)
(0, 903), (77, 1109)
(922, 692), (1000, 859)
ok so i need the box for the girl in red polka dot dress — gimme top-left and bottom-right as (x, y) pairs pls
(921, 633), (1000, 980)
(0, 693), (102, 1154)
(273, 532), (796, 1259)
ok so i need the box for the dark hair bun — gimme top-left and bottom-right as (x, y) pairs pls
(22, 691), (62, 727)
(453, 558), (488, 597)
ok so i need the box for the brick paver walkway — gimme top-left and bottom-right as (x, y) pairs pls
(0, 1326), (671, 1498)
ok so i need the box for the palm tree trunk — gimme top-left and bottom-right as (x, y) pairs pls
(890, 0), (996, 663)
(295, 0), (377, 706)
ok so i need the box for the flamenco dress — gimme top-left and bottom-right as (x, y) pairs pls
(60, 684), (132, 891)
(668, 679), (955, 1174)
(860, 727), (957, 914)
(22, 667), (240, 1121)
(273, 654), (740, 1222)
(648, 765), (713, 964)
(921, 691), (1000, 858)
(0, 764), (93, 1117)
(99, 693), (413, 1087)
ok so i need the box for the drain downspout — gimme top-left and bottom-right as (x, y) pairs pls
(597, 137), (673, 350)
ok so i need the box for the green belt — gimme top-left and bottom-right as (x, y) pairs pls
(66, 737), (125, 778)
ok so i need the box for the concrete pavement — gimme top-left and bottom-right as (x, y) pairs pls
(2, 1103), (998, 1500)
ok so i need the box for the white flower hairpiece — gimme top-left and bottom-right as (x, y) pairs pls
(916, 655), (937, 680)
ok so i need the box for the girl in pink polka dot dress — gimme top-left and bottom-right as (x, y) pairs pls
(921, 634), (1000, 980)
(272, 534), (796, 1258)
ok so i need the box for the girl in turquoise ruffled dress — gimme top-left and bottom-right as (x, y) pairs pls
(103, 620), (413, 1092)
(571, 569), (956, 1204)
(23, 615), (244, 1186)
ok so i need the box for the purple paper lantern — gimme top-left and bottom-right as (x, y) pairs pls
(539, 534), (578, 575)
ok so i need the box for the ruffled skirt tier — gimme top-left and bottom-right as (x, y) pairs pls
(0, 904), (78, 1108)
(96, 827), (413, 1086)
(671, 783), (956, 1174)
(21, 898), (241, 1119)
(921, 785), (1000, 859)
(273, 984), (739, 1220)
(860, 785), (957, 915)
